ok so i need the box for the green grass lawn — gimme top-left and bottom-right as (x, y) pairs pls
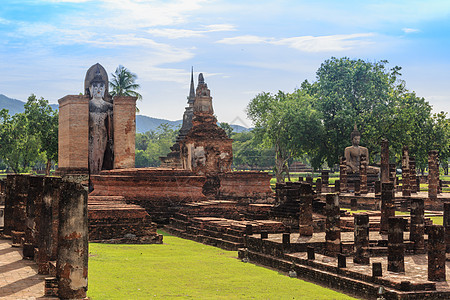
(88, 231), (356, 300)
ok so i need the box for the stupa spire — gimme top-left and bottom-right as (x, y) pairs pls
(188, 66), (195, 105)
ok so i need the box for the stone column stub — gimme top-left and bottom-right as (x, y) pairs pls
(353, 213), (370, 265)
(56, 181), (88, 299)
(380, 139), (390, 184)
(387, 216), (406, 273)
(325, 193), (341, 257)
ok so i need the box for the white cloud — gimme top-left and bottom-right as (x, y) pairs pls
(0, 17), (11, 25)
(147, 24), (236, 39)
(96, 0), (209, 29)
(218, 33), (374, 52)
(217, 35), (273, 45)
(203, 24), (236, 32)
(274, 33), (375, 52)
(147, 28), (206, 39)
(402, 28), (420, 34)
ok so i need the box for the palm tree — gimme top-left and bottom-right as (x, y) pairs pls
(110, 65), (142, 111)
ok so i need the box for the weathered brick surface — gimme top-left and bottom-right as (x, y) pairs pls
(217, 171), (274, 201)
(57, 95), (89, 172)
(380, 182), (395, 234)
(444, 203), (450, 255)
(388, 216), (406, 273)
(410, 198), (425, 253)
(353, 213), (370, 265)
(90, 168), (206, 223)
(299, 183), (313, 236)
(428, 150), (439, 199)
(113, 96), (136, 169)
(56, 181), (88, 299)
(37, 177), (61, 274)
(88, 195), (162, 243)
(325, 193), (340, 256)
(428, 225), (446, 281)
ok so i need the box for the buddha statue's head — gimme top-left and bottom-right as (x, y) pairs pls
(351, 125), (361, 147)
(89, 68), (105, 100)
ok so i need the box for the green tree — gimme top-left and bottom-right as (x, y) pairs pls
(135, 124), (178, 167)
(0, 109), (40, 173)
(232, 130), (275, 170)
(24, 94), (58, 175)
(219, 122), (234, 137)
(301, 57), (448, 172)
(110, 65), (142, 112)
(247, 90), (323, 183)
(301, 57), (399, 167)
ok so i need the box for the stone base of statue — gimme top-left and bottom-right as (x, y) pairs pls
(347, 173), (379, 190)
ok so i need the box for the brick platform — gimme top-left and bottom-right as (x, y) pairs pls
(88, 195), (162, 243)
(90, 168), (207, 223)
(239, 232), (450, 299)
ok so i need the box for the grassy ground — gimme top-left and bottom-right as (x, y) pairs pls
(87, 231), (356, 300)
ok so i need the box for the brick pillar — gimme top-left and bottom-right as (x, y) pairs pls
(315, 178), (322, 194)
(3, 175), (17, 235)
(56, 181), (88, 299)
(351, 198), (358, 211)
(389, 163), (396, 186)
(299, 182), (313, 236)
(428, 150), (439, 200)
(428, 225), (446, 281)
(387, 217), (405, 273)
(37, 177), (61, 275)
(24, 176), (44, 259)
(57, 95), (89, 173)
(353, 213), (370, 265)
(306, 176), (313, 185)
(444, 203), (450, 257)
(402, 146), (411, 197)
(380, 182), (395, 234)
(410, 198), (425, 253)
(339, 157), (347, 192)
(321, 170), (329, 186)
(275, 183), (285, 203)
(360, 154), (368, 195)
(334, 180), (340, 193)
(409, 158), (417, 193)
(113, 96), (137, 169)
(354, 179), (361, 196)
(380, 139), (390, 183)
(325, 193), (341, 256)
(8, 175), (29, 235)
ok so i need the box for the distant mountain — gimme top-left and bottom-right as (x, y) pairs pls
(0, 94), (28, 115)
(0, 94), (249, 133)
(0, 94), (58, 114)
(136, 115), (182, 133)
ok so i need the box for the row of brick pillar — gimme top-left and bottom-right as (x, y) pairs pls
(323, 192), (447, 281)
(3, 174), (88, 299)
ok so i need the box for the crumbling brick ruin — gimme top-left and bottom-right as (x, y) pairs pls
(1, 174), (89, 298)
(4, 65), (448, 300)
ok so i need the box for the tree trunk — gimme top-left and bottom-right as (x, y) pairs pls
(45, 159), (51, 176)
(275, 144), (285, 183)
(285, 163), (291, 182)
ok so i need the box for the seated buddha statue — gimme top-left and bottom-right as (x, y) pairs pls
(344, 125), (379, 175)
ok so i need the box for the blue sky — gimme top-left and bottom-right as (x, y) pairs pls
(0, 0), (449, 127)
